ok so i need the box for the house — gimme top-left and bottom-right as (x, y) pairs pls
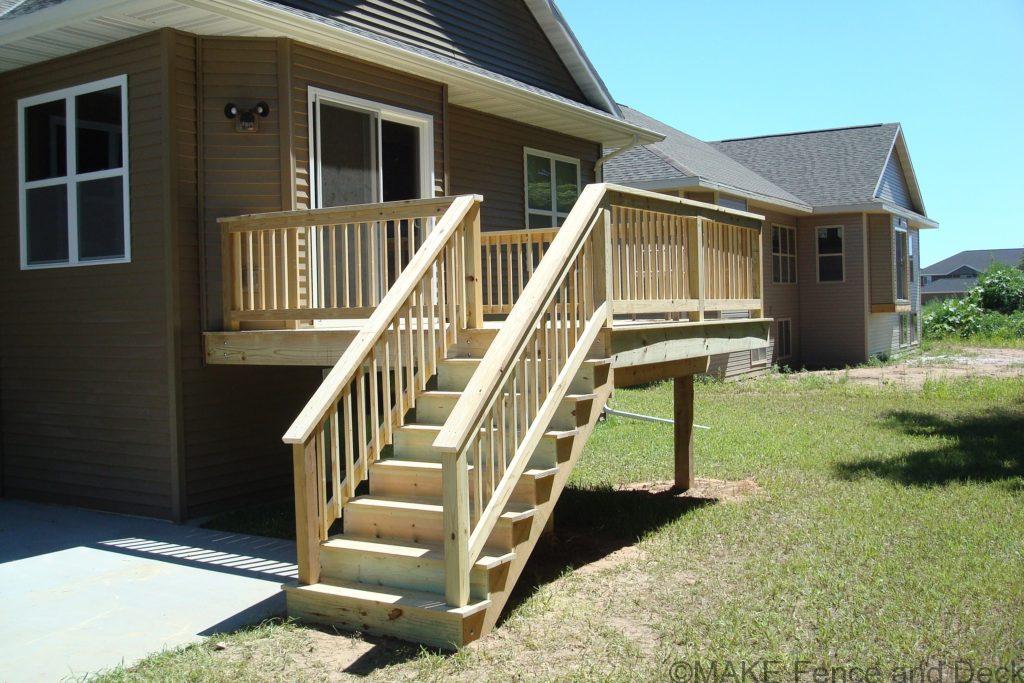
(0, 0), (771, 647)
(920, 248), (1024, 304)
(605, 106), (938, 375)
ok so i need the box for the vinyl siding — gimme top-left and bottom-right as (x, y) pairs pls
(867, 213), (893, 306)
(796, 213), (868, 367)
(448, 104), (599, 231)
(867, 313), (900, 357)
(0, 33), (176, 517)
(180, 35), (324, 519)
(876, 150), (915, 211)
(277, 0), (585, 102)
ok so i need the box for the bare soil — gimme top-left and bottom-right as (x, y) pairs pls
(802, 346), (1024, 388)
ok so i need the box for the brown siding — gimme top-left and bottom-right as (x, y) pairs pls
(796, 213), (868, 367)
(180, 35), (322, 519)
(290, 40), (447, 211)
(0, 33), (176, 517)
(868, 213), (893, 306)
(448, 104), (599, 230)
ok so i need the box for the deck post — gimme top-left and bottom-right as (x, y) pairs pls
(442, 450), (471, 607)
(292, 441), (322, 585)
(463, 201), (484, 329)
(672, 374), (695, 491)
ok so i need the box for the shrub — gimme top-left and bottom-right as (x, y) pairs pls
(923, 288), (984, 338)
(976, 262), (1024, 313)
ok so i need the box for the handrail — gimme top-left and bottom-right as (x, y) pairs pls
(219, 196), (457, 232)
(283, 194), (483, 586)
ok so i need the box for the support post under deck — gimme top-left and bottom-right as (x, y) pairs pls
(672, 375), (695, 491)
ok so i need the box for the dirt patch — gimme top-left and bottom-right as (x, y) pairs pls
(615, 477), (764, 503)
(800, 346), (1024, 389)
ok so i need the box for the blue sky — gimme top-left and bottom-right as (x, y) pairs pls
(558, 0), (1024, 266)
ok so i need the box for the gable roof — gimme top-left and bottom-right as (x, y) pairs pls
(922, 277), (977, 295)
(711, 124), (899, 207)
(0, 0), (658, 147)
(603, 105), (810, 212)
(922, 248), (1024, 276)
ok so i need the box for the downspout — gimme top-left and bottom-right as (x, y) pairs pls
(595, 134), (641, 182)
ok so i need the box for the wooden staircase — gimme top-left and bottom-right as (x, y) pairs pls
(286, 356), (611, 647)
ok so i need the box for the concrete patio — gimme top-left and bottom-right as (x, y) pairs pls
(0, 500), (296, 682)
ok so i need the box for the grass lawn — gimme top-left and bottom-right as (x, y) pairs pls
(97, 372), (1024, 681)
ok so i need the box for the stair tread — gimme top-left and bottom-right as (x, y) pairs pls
(420, 389), (597, 401)
(373, 458), (556, 480)
(397, 423), (578, 438)
(322, 535), (514, 569)
(291, 579), (490, 617)
(348, 495), (536, 520)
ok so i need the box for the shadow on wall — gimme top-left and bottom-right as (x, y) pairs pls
(833, 407), (1024, 488)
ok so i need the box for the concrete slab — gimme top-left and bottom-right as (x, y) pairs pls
(0, 500), (297, 682)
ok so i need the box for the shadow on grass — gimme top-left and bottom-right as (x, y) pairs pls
(833, 408), (1024, 487)
(500, 485), (713, 622)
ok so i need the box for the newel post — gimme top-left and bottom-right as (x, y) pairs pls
(591, 203), (615, 327)
(292, 441), (322, 585)
(220, 226), (239, 331)
(463, 200), (484, 329)
(688, 217), (705, 322)
(442, 450), (471, 606)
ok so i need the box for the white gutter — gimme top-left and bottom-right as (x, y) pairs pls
(615, 176), (813, 214)
(595, 135), (642, 182)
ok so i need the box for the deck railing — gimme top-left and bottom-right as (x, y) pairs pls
(480, 228), (557, 315)
(279, 195), (483, 584)
(434, 184), (763, 606)
(218, 197), (458, 329)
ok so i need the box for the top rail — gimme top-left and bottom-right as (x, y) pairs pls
(218, 196), (457, 233)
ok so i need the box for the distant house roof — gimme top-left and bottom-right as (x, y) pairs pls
(604, 105), (810, 211)
(922, 277), (978, 295)
(922, 248), (1024, 276)
(711, 124), (931, 223)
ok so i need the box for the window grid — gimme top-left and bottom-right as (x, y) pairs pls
(771, 225), (797, 284)
(776, 318), (793, 360)
(18, 75), (130, 269)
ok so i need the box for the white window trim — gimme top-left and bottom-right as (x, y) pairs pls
(771, 224), (797, 285)
(893, 218), (910, 302)
(18, 74), (130, 270)
(307, 87), (435, 210)
(523, 147), (580, 229)
(815, 225), (845, 283)
(776, 317), (793, 360)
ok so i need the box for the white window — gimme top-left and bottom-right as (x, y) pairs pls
(816, 226), (844, 282)
(18, 75), (130, 269)
(771, 225), (797, 284)
(776, 318), (793, 360)
(894, 217), (910, 301)
(524, 148), (580, 229)
(751, 345), (768, 366)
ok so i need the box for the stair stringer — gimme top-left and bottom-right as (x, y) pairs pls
(472, 364), (614, 639)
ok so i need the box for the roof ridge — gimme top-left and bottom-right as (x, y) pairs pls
(715, 123), (894, 143)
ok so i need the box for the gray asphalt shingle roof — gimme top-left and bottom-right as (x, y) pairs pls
(604, 105), (808, 208)
(922, 278), (978, 295)
(922, 248), (1024, 276)
(710, 124), (901, 208)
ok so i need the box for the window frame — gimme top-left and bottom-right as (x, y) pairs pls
(893, 217), (910, 302)
(523, 147), (581, 229)
(750, 345), (769, 367)
(776, 317), (793, 360)
(18, 74), (131, 270)
(815, 225), (845, 283)
(771, 224), (798, 285)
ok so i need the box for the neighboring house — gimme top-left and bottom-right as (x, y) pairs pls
(920, 248), (1024, 303)
(605, 106), (938, 375)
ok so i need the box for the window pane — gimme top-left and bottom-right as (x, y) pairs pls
(554, 160), (578, 213)
(77, 176), (124, 260)
(817, 227), (842, 255)
(24, 99), (67, 181)
(76, 86), (123, 174)
(526, 154), (552, 211)
(528, 212), (554, 229)
(819, 254), (843, 281)
(772, 227), (780, 254)
(26, 185), (69, 264)
(772, 255), (781, 283)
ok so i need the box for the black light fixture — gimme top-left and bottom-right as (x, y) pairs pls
(224, 101), (270, 132)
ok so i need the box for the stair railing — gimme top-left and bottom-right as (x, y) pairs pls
(282, 194), (483, 585)
(433, 184), (614, 606)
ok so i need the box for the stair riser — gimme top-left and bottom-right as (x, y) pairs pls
(343, 506), (524, 550)
(320, 549), (495, 601)
(370, 466), (550, 506)
(438, 361), (606, 394)
(393, 429), (570, 468)
(417, 394), (590, 431)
